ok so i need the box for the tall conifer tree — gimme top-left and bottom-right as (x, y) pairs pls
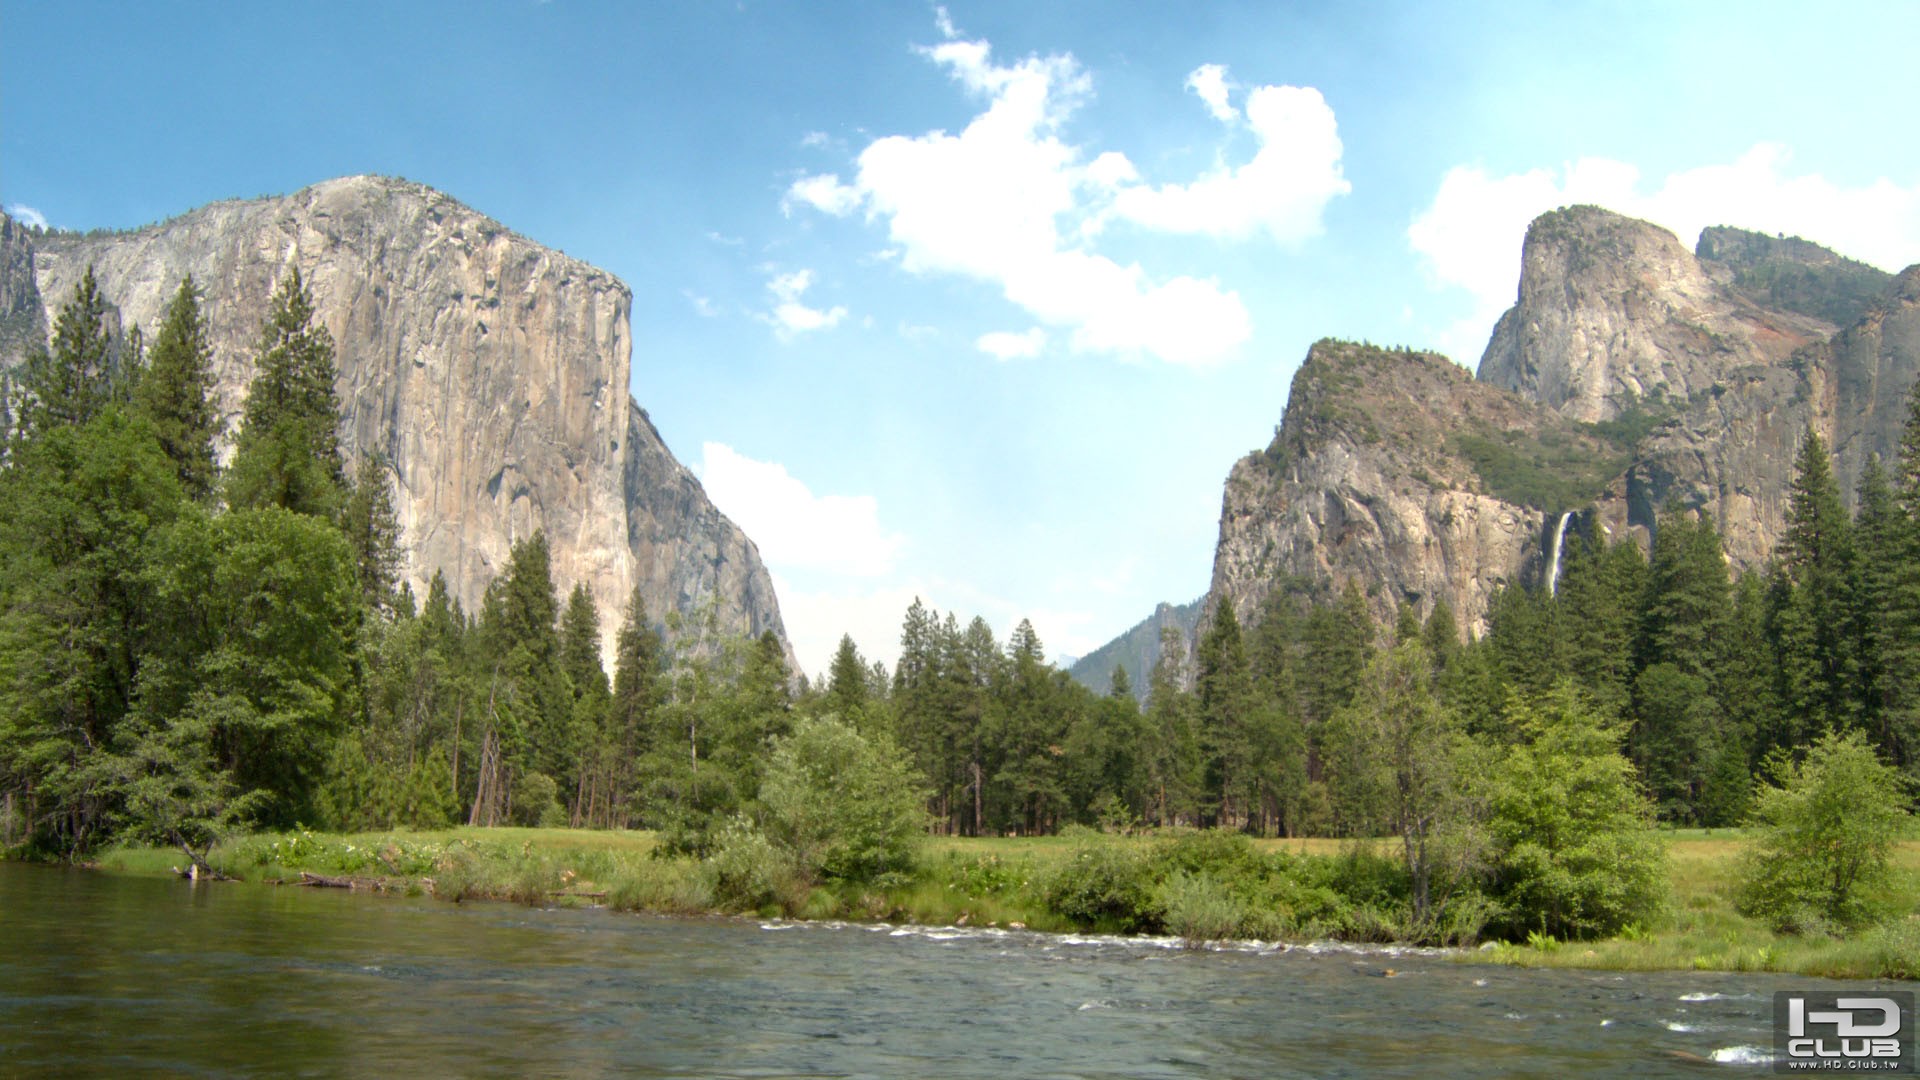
(226, 269), (347, 517)
(136, 277), (220, 499)
(1773, 428), (1860, 740)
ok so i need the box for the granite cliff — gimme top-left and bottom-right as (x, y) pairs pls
(0, 177), (793, 670)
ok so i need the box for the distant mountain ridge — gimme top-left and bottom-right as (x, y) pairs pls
(1068, 598), (1203, 700)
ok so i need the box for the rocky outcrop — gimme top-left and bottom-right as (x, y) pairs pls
(1075, 209), (1916, 687)
(1207, 340), (1625, 636)
(1565, 230), (1918, 573)
(2, 178), (793, 670)
(1478, 206), (1834, 423)
(1697, 225), (1893, 327)
(0, 214), (45, 404)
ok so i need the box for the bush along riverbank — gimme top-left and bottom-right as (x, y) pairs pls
(81, 823), (1920, 982)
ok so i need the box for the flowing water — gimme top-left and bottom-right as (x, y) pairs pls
(0, 861), (1890, 1077)
(1547, 509), (1575, 598)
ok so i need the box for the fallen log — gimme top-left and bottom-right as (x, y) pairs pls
(297, 871), (359, 889)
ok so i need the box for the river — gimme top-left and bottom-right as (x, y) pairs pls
(0, 861), (1893, 1076)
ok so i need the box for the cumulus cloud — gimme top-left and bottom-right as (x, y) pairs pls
(1107, 78), (1351, 244)
(697, 443), (902, 579)
(1186, 64), (1237, 123)
(763, 267), (847, 337)
(975, 327), (1047, 360)
(781, 29), (1346, 366)
(782, 173), (861, 217)
(1409, 144), (1920, 363)
(5, 204), (48, 229)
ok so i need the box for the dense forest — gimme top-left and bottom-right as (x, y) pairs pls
(2, 267), (1918, 886)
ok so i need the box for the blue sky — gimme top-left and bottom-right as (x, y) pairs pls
(5, 2), (1919, 677)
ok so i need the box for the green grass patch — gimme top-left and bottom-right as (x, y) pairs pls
(74, 826), (1920, 980)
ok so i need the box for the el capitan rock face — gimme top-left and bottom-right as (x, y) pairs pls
(2, 176), (792, 670)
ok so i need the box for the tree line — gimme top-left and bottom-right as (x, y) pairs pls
(4, 264), (1916, 895)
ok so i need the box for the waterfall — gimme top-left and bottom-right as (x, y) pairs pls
(1546, 510), (1574, 598)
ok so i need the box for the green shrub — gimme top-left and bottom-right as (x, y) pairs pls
(1152, 829), (1267, 884)
(1858, 918), (1920, 981)
(1737, 730), (1911, 933)
(937, 852), (1026, 897)
(509, 772), (565, 828)
(1318, 843), (1410, 909)
(1040, 828), (1160, 932)
(1484, 688), (1666, 940)
(1157, 871), (1247, 945)
(758, 716), (926, 885)
(703, 816), (802, 913)
(606, 856), (713, 915)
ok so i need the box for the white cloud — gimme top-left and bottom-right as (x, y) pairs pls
(704, 230), (744, 246)
(1185, 63), (1237, 124)
(1409, 144), (1920, 363)
(780, 28), (1347, 366)
(697, 443), (902, 579)
(975, 327), (1046, 360)
(5, 204), (48, 229)
(933, 4), (959, 40)
(782, 173), (861, 217)
(682, 290), (721, 318)
(1107, 80), (1351, 244)
(763, 267), (847, 337)
(800, 130), (832, 150)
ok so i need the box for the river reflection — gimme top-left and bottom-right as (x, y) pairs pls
(0, 862), (1898, 1076)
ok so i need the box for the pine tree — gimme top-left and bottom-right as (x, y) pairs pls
(1423, 597), (1459, 676)
(1143, 624), (1199, 827)
(1195, 602), (1256, 827)
(988, 618), (1063, 833)
(470, 532), (569, 825)
(1852, 458), (1902, 757)
(825, 633), (871, 727)
(1301, 581), (1374, 725)
(1774, 428), (1860, 740)
(608, 585), (663, 822)
(341, 454), (404, 616)
(1880, 385), (1920, 771)
(14, 265), (115, 440)
(136, 277), (221, 499)
(558, 584), (612, 825)
(1638, 508), (1730, 679)
(954, 615), (1000, 834)
(226, 269), (347, 518)
(1558, 531), (1647, 720)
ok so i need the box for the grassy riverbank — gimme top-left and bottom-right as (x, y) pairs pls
(83, 827), (1920, 981)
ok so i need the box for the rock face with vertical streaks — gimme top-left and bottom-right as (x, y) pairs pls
(1, 177), (793, 670)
